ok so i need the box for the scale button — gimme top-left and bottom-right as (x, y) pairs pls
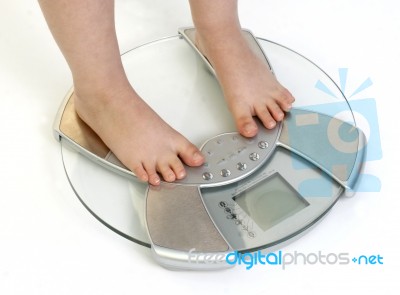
(249, 152), (260, 161)
(247, 231), (256, 238)
(236, 162), (247, 171)
(224, 207), (232, 214)
(218, 201), (227, 208)
(221, 169), (231, 177)
(258, 141), (268, 149)
(202, 172), (213, 181)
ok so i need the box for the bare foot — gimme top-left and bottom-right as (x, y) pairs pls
(73, 83), (204, 185)
(196, 28), (295, 137)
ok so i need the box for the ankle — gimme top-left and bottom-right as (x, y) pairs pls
(199, 25), (240, 43)
(73, 76), (132, 105)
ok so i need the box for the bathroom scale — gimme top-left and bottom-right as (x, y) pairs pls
(55, 27), (366, 270)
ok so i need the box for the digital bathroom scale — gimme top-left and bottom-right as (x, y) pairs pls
(55, 28), (366, 270)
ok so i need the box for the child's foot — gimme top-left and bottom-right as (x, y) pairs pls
(73, 83), (204, 186)
(195, 28), (295, 137)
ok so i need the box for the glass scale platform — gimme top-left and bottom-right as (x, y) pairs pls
(58, 30), (363, 269)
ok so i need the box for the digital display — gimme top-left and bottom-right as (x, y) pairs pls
(233, 173), (309, 231)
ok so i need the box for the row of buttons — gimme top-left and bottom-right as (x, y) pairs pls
(218, 201), (256, 238)
(201, 140), (268, 181)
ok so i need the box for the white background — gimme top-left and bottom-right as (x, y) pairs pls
(1, 0), (399, 294)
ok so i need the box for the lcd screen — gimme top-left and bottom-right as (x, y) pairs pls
(233, 173), (309, 231)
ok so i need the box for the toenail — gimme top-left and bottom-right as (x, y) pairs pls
(244, 123), (257, 134)
(268, 121), (276, 128)
(152, 176), (161, 185)
(193, 152), (203, 162)
(167, 174), (175, 182)
(177, 170), (186, 179)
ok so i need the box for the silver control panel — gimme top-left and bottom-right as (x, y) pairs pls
(176, 120), (281, 187)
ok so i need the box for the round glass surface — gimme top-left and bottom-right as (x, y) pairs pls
(61, 35), (354, 248)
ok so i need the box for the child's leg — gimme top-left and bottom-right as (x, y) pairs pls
(39, 0), (204, 185)
(189, 0), (295, 137)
